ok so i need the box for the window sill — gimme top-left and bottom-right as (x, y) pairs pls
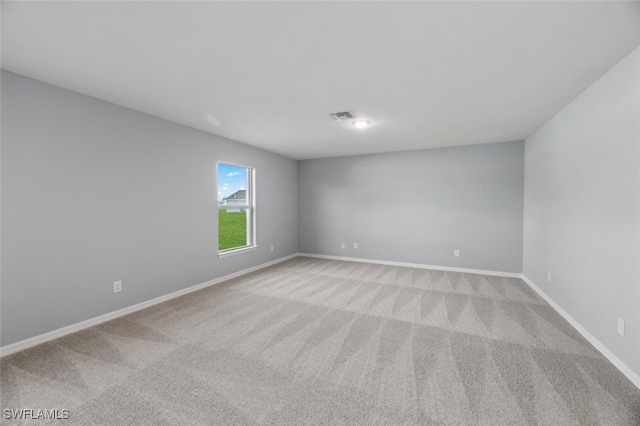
(218, 245), (258, 258)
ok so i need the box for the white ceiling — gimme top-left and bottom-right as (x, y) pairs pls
(2, 1), (639, 160)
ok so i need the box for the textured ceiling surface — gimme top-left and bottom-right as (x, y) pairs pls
(2, 1), (639, 159)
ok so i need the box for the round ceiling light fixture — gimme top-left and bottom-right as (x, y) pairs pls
(353, 120), (370, 129)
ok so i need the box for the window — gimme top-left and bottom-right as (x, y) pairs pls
(217, 162), (255, 255)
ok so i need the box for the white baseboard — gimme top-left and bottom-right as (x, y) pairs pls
(520, 275), (640, 390)
(0, 254), (298, 358)
(4, 252), (638, 391)
(300, 253), (640, 389)
(297, 253), (522, 278)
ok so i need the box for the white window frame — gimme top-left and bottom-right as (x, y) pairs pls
(217, 162), (257, 257)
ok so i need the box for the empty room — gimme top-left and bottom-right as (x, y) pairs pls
(1, 1), (639, 425)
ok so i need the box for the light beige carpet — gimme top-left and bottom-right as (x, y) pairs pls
(1, 257), (639, 425)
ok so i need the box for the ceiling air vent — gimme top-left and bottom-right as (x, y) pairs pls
(328, 111), (355, 121)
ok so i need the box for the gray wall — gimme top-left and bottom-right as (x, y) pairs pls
(1, 71), (298, 346)
(298, 141), (525, 273)
(523, 47), (640, 374)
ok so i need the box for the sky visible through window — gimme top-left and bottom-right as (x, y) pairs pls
(218, 163), (247, 202)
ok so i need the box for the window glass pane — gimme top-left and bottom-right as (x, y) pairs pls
(218, 163), (248, 204)
(218, 209), (248, 251)
(218, 163), (252, 252)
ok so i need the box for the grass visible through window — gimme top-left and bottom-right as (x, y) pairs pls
(218, 209), (247, 251)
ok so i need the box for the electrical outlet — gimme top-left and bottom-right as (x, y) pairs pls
(617, 318), (625, 336)
(341, 243), (345, 249)
(547, 272), (551, 282)
(270, 244), (274, 252)
(353, 243), (358, 249)
(113, 280), (122, 293)
(454, 250), (460, 257)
